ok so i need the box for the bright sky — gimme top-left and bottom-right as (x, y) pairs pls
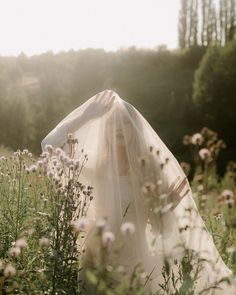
(0, 0), (180, 57)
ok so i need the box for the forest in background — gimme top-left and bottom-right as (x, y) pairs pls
(0, 0), (236, 174)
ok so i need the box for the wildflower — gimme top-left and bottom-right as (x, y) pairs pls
(197, 184), (204, 192)
(96, 218), (107, 230)
(55, 147), (63, 156)
(15, 238), (27, 250)
(28, 152), (33, 157)
(191, 133), (203, 145)
(120, 222), (136, 237)
(9, 247), (21, 257)
(4, 264), (16, 278)
(39, 237), (50, 247)
(0, 156), (6, 161)
(182, 135), (191, 145)
(29, 164), (37, 172)
(199, 148), (211, 160)
(221, 190), (234, 200)
(180, 162), (191, 176)
(47, 170), (54, 178)
(142, 182), (156, 194)
(102, 231), (115, 247)
(22, 149), (29, 155)
(45, 144), (53, 153)
(37, 160), (44, 168)
(41, 151), (50, 158)
(71, 217), (89, 233)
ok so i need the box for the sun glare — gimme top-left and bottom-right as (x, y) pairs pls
(0, 0), (179, 56)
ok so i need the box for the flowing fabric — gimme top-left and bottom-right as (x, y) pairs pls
(41, 90), (236, 294)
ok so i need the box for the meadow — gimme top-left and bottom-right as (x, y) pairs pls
(0, 127), (235, 295)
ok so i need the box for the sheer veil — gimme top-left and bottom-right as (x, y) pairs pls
(41, 90), (236, 294)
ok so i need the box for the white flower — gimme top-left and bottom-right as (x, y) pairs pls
(22, 149), (29, 155)
(142, 182), (155, 194)
(0, 156), (6, 161)
(191, 133), (203, 145)
(4, 264), (16, 277)
(47, 170), (54, 178)
(197, 184), (204, 192)
(37, 160), (44, 168)
(45, 144), (53, 153)
(9, 247), (21, 257)
(199, 148), (211, 160)
(29, 164), (37, 172)
(221, 190), (234, 200)
(55, 147), (63, 156)
(39, 237), (50, 247)
(96, 219), (107, 230)
(71, 217), (89, 233)
(120, 222), (136, 237)
(102, 231), (115, 247)
(15, 238), (27, 250)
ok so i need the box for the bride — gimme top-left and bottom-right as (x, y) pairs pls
(41, 90), (235, 294)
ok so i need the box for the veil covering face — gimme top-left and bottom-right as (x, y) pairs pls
(41, 90), (235, 294)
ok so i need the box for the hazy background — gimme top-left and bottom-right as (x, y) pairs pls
(0, 0), (235, 174)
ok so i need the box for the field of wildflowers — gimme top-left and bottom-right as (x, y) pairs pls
(0, 127), (235, 294)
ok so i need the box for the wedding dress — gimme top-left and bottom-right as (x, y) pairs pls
(41, 89), (236, 294)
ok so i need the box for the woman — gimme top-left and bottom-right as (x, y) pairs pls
(41, 90), (235, 294)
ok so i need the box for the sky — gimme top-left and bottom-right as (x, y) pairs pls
(0, 0), (180, 57)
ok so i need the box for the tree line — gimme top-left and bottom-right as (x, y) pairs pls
(179, 0), (236, 48)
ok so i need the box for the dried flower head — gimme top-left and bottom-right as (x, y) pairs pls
(191, 133), (204, 145)
(102, 231), (115, 247)
(15, 238), (27, 250)
(120, 222), (136, 237)
(4, 264), (16, 278)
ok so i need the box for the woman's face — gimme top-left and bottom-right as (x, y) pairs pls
(106, 111), (134, 147)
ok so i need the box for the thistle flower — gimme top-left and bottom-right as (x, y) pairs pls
(71, 217), (89, 233)
(142, 182), (156, 194)
(29, 164), (38, 172)
(191, 133), (203, 145)
(120, 222), (136, 237)
(4, 264), (16, 277)
(47, 170), (54, 178)
(39, 237), (50, 247)
(22, 149), (29, 155)
(45, 144), (53, 153)
(15, 238), (27, 250)
(221, 190), (234, 200)
(102, 231), (115, 247)
(96, 218), (107, 230)
(37, 160), (44, 168)
(199, 148), (211, 160)
(9, 247), (21, 257)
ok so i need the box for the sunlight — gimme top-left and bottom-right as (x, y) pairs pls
(0, 0), (179, 56)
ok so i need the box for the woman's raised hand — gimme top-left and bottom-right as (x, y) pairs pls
(82, 90), (116, 120)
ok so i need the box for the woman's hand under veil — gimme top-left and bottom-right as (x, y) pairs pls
(62, 90), (116, 136)
(81, 89), (116, 121)
(167, 176), (190, 209)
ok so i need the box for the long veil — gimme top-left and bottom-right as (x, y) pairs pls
(41, 90), (235, 294)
